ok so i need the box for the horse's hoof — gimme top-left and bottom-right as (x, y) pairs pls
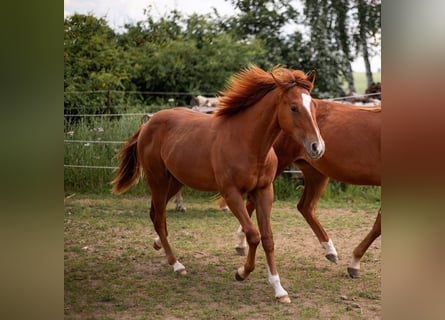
(347, 267), (360, 278)
(326, 253), (338, 264)
(222, 207), (229, 212)
(235, 271), (245, 281)
(235, 247), (246, 256)
(153, 241), (162, 250)
(276, 295), (291, 304)
(175, 269), (187, 276)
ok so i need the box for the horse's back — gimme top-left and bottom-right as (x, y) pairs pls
(149, 107), (210, 124)
(313, 101), (381, 185)
(145, 108), (213, 139)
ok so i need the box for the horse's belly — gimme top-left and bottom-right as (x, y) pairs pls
(319, 163), (380, 186)
(165, 158), (218, 192)
(157, 128), (218, 191)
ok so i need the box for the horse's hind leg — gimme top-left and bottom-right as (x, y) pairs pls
(149, 178), (187, 275)
(347, 208), (381, 278)
(173, 189), (186, 212)
(297, 162), (338, 263)
(217, 196), (229, 212)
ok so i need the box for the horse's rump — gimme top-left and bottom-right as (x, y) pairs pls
(138, 108), (219, 191)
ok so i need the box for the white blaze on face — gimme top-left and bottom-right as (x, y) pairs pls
(302, 93), (312, 115)
(301, 92), (325, 156)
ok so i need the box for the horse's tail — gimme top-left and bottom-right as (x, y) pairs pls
(111, 126), (143, 194)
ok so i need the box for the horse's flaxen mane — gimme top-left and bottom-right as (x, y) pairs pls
(215, 65), (314, 117)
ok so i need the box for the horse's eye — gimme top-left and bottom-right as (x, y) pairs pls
(290, 105), (298, 112)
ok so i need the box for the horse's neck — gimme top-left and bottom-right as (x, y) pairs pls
(238, 91), (281, 160)
(274, 131), (301, 171)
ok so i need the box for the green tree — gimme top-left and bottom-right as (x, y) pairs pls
(333, 0), (356, 94)
(64, 14), (135, 116)
(64, 2), (380, 106)
(225, 0), (298, 69)
(117, 9), (266, 105)
(228, 0), (350, 96)
(302, 0), (380, 95)
(299, 0), (348, 97)
(353, 0), (381, 87)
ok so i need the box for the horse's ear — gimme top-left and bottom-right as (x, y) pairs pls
(270, 71), (281, 87)
(306, 70), (316, 84)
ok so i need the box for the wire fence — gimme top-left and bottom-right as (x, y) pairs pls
(64, 113), (147, 117)
(64, 91), (381, 174)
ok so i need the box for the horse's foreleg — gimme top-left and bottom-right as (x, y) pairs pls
(297, 164), (338, 263)
(348, 209), (381, 278)
(223, 190), (260, 282)
(252, 185), (290, 303)
(235, 195), (255, 256)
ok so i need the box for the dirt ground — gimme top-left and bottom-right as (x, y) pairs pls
(64, 197), (381, 319)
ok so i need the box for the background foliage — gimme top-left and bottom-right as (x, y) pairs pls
(64, 0), (381, 111)
(64, 0), (381, 200)
(64, 115), (380, 203)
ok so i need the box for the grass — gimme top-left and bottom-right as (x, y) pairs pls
(64, 195), (381, 319)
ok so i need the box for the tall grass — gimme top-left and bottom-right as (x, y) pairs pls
(64, 114), (148, 195)
(64, 115), (380, 203)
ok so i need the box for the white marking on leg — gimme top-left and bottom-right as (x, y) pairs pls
(237, 266), (246, 279)
(349, 256), (361, 270)
(173, 260), (186, 272)
(235, 225), (247, 249)
(154, 237), (162, 248)
(321, 239), (338, 256)
(267, 267), (288, 298)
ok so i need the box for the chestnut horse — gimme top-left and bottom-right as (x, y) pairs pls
(112, 65), (325, 303)
(176, 100), (381, 278)
(235, 100), (381, 278)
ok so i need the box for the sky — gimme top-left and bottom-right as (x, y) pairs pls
(64, 0), (380, 73)
(64, 0), (237, 30)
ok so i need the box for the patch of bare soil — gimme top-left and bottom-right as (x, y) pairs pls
(65, 198), (381, 319)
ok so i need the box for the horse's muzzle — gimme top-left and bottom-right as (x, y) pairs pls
(307, 140), (325, 160)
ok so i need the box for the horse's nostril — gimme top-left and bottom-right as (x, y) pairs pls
(311, 142), (318, 153)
